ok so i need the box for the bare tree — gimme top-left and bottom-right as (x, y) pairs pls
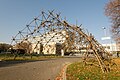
(15, 41), (32, 54)
(105, 0), (120, 44)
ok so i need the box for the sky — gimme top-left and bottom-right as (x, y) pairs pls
(0, 0), (112, 44)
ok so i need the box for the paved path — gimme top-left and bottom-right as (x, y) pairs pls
(0, 57), (81, 80)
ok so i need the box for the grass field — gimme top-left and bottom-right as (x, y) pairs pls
(66, 58), (120, 80)
(0, 53), (62, 61)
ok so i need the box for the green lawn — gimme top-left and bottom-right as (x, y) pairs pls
(0, 53), (62, 61)
(66, 58), (120, 80)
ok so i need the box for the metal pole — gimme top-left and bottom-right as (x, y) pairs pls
(102, 27), (106, 37)
(102, 27), (107, 51)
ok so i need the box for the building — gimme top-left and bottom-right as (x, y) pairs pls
(102, 43), (120, 52)
(31, 30), (68, 55)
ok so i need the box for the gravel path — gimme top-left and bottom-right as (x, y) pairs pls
(0, 57), (81, 80)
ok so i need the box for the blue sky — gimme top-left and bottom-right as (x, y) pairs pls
(0, 0), (112, 44)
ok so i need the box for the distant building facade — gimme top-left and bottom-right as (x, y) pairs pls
(31, 30), (68, 55)
(102, 43), (120, 52)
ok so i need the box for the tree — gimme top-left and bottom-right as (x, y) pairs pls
(0, 43), (12, 53)
(14, 41), (32, 54)
(105, 0), (120, 44)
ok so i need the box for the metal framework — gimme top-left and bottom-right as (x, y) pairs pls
(11, 10), (112, 73)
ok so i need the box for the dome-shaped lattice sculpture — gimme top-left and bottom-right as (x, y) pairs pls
(11, 10), (112, 73)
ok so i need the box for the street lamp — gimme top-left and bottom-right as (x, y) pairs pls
(102, 27), (106, 37)
(102, 27), (108, 51)
(101, 27), (112, 52)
